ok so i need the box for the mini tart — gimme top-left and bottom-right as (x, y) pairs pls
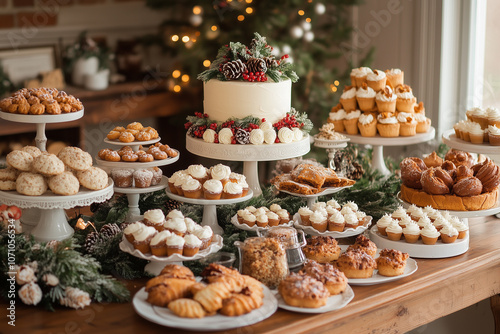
(346, 235), (377, 258)
(302, 236), (341, 263)
(300, 260), (348, 296)
(336, 249), (377, 279)
(376, 249), (409, 277)
(278, 273), (329, 308)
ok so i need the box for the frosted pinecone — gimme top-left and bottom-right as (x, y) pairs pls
(235, 128), (250, 144)
(222, 59), (247, 80)
(246, 57), (267, 74)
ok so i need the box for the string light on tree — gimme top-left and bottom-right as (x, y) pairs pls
(301, 21), (311, 31)
(203, 59), (211, 67)
(171, 35), (179, 42)
(189, 14), (203, 26)
(315, 3), (326, 15)
(290, 26), (304, 39)
(304, 31), (314, 42)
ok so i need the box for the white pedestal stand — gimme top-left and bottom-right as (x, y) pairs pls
(442, 129), (500, 163)
(119, 235), (224, 275)
(313, 136), (350, 175)
(186, 135), (311, 197)
(165, 189), (253, 235)
(280, 186), (352, 208)
(344, 127), (435, 176)
(95, 145), (179, 223)
(0, 179), (114, 241)
(0, 110), (85, 233)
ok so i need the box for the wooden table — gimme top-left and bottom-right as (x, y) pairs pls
(2, 217), (500, 334)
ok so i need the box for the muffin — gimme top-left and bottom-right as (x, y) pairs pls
(356, 83), (376, 112)
(309, 212), (327, 232)
(266, 211), (280, 227)
(385, 221), (403, 241)
(366, 69), (387, 92)
(276, 209), (290, 225)
(336, 249), (377, 279)
(402, 222), (420, 243)
(222, 182), (243, 199)
(347, 235), (377, 258)
(203, 179), (223, 200)
(278, 273), (329, 308)
(241, 212), (256, 227)
(375, 86), (397, 113)
(150, 230), (172, 256)
(376, 112), (400, 137)
(440, 224), (458, 243)
(143, 209), (166, 231)
(328, 210), (345, 232)
(123, 221), (143, 243)
(183, 234), (202, 256)
(339, 86), (357, 112)
(256, 214), (269, 228)
(343, 110), (361, 135)
(358, 113), (377, 137)
(133, 169), (153, 188)
(111, 169), (134, 188)
(420, 224), (440, 245)
(376, 214), (393, 236)
(166, 234), (185, 256)
(182, 179), (202, 199)
(326, 199), (341, 210)
(327, 108), (346, 133)
(300, 260), (348, 296)
(187, 164), (209, 184)
(376, 249), (409, 276)
(302, 236), (341, 263)
(132, 225), (157, 254)
(385, 68), (404, 88)
(298, 206), (313, 226)
(149, 167), (163, 186)
(210, 164), (231, 187)
(395, 85), (416, 112)
(193, 226), (213, 250)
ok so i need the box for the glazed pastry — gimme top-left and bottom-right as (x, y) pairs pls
(346, 235), (377, 257)
(475, 161), (500, 192)
(335, 249), (377, 279)
(455, 165), (474, 181)
(146, 278), (195, 307)
(193, 282), (232, 313)
(302, 236), (341, 263)
(168, 298), (207, 318)
(159, 264), (196, 281)
(376, 249), (409, 276)
(278, 273), (329, 308)
(300, 260), (348, 295)
(420, 167), (453, 195)
(452, 177), (482, 197)
(400, 157), (427, 189)
(444, 149), (474, 168)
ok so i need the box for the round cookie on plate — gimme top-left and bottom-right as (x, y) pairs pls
(32, 152), (65, 176)
(48, 171), (80, 196)
(16, 172), (48, 196)
(58, 146), (93, 171)
(6, 150), (33, 172)
(21, 146), (42, 158)
(76, 167), (109, 190)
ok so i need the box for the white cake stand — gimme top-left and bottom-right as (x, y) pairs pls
(0, 109), (85, 231)
(0, 179), (114, 242)
(442, 129), (500, 163)
(103, 137), (161, 152)
(313, 135), (350, 174)
(185, 134), (311, 197)
(165, 188), (253, 235)
(96, 152), (179, 222)
(119, 234), (223, 275)
(279, 185), (353, 208)
(344, 127), (435, 176)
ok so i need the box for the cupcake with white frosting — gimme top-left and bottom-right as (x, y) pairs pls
(414, 111), (431, 133)
(376, 214), (393, 236)
(132, 224), (157, 253)
(310, 211), (327, 232)
(440, 224), (458, 243)
(420, 224), (440, 245)
(402, 221), (420, 243)
(166, 234), (185, 256)
(150, 230), (172, 256)
(395, 84), (416, 112)
(397, 112), (417, 136)
(328, 210), (345, 232)
(241, 212), (256, 227)
(266, 211), (280, 227)
(276, 209), (291, 225)
(221, 181), (242, 199)
(181, 178), (202, 199)
(392, 206), (409, 221)
(163, 217), (187, 236)
(187, 164), (209, 184)
(350, 67), (373, 87)
(183, 234), (202, 256)
(343, 110), (361, 135)
(375, 86), (397, 113)
(124, 221), (143, 243)
(328, 108), (346, 133)
(168, 170), (187, 194)
(344, 212), (359, 229)
(174, 173), (193, 197)
(143, 209), (166, 231)
(203, 179), (223, 200)
(358, 113), (377, 137)
(193, 225), (213, 250)
(385, 221), (403, 241)
(376, 112), (400, 137)
(339, 86), (357, 112)
(210, 164), (231, 187)
(356, 83), (376, 112)
(366, 69), (387, 92)
(167, 209), (184, 220)
(385, 68), (404, 88)
(298, 206), (313, 226)
(256, 214), (269, 228)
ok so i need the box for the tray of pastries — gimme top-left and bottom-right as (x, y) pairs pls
(97, 143), (178, 163)
(105, 122), (160, 144)
(0, 88), (82, 115)
(400, 149), (500, 211)
(133, 264), (277, 330)
(231, 204), (293, 231)
(293, 199), (372, 237)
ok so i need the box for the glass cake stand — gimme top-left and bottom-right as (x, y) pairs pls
(186, 134), (311, 197)
(344, 127), (435, 176)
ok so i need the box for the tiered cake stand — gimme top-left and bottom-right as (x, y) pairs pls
(0, 109), (110, 241)
(95, 138), (179, 222)
(313, 135), (350, 174)
(344, 127), (435, 176)
(186, 134), (310, 197)
(165, 189), (253, 235)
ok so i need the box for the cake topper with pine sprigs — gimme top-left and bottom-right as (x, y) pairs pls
(198, 32), (299, 83)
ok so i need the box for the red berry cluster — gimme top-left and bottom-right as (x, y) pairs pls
(242, 70), (268, 82)
(221, 120), (236, 128)
(192, 125), (206, 138)
(280, 54), (289, 60)
(273, 114), (304, 131)
(209, 123), (218, 131)
(194, 112), (208, 118)
(184, 121), (192, 130)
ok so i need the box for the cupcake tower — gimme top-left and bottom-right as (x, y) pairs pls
(452, 106), (500, 146)
(95, 122), (180, 222)
(165, 164), (253, 235)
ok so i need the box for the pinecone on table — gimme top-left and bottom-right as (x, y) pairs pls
(84, 232), (99, 253)
(222, 60), (247, 80)
(334, 150), (364, 180)
(246, 57), (267, 74)
(100, 223), (121, 239)
(235, 128), (250, 144)
(263, 56), (278, 69)
(165, 199), (181, 212)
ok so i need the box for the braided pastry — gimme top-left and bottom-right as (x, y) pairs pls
(193, 282), (232, 313)
(145, 278), (195, 307)
(453, 177), (482, 197)
(219, 293), (262, 316)
(400, 157), (427, 189)
(475, 161), (500, 192)
(168, 298), (207, 318)
(421, 167), (453, 195)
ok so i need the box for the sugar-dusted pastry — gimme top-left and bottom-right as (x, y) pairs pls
(16, 172), (47, 196)
(110, 168), (134, 188)
(302, 236), (341, 263)
(77, 167), (109, 190)
(376, 248), (409, 277)
(300, 260), (347, 295)
(48, 171), (80, 196)
(278, 273), (329, 308)
(336, 249), (377, 279)
(346, 235), (377, 258)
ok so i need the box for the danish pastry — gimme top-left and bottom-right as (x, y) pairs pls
(117, 146), (133, 156)
(135, 130), (151, 141)
(146, 278), (195, 307)
(104, 151), (121, 162)
(400, 157), (427, 189)
(193, 282), (232, 313)
(168, 298), (207, 318)
(278, 273), (329, 308)
(121, 153), (138, 162)
(98, 149), (111, 160)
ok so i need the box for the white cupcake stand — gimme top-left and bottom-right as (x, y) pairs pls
(344, 127), (435, 176)
(165, 188), (253, 235)
(442, 129), (500, 163)
(186, 134), (310, 197)
(0, 109), (114, 242)
(313, 135), (350, 175)
(95, 139), (180, 223)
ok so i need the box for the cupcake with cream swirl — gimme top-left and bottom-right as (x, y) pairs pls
(187, 164), (209, 184)
(397, 112), (417, 136)
(222, 181), (242, 199)
(328, 108), (346, 132)
(356, 83), (376, 112)
(376, 112), (400, 137)
(339, 85), (357, 112)
(143, 209), (166, 231)
(357, 113), (377, 137)
(375, 86), (397, 113)
(210, 164), (231, 187)
(376, 214), (393, 236)
(202, 179), (223, 200)
(343, 109), (361, 135)
(414, 111), (431, 133)
(395, 84), (416, 112)
(385, 68), (404, 88)
(350, 67), (373, 87)
(402, 221), (420, 243)
(366, 69), (387, 92)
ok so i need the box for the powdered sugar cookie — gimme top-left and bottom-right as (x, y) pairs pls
(33, 152), (65, 176)
(21, 146), (42, 158)
(48, 171), (80, 195)
(76, 167), (108, 190)
(0, 180), (16, 191)
(16, 172), (47, 196)
(58, 147), (93, 171)
(6, 151), (33, 172)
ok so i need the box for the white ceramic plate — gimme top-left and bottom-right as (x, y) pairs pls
(0, 109), (84, 123)
(104, 137), (161, 147)
(275, 284), (354, 313)
(95, 150), (179, 169)
(133, 284), (278, 331)
(113, 176), (168, 194)
(313, 135), (350, 149)
(165, 187), (253, 206)
(230, 214), (293, 231)
(339, 245), (418, 286)
(293, 213), (372, 238)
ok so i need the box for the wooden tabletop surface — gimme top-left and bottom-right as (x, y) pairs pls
(2, 216), (500, 334)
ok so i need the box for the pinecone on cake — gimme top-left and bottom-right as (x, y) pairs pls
(222, 59), (247, 80)
(235, 128), (250, 144)
(263, 56), (278, 68)
(246, 57), (267, 74)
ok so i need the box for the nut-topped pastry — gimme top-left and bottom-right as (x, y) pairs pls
(302, 236), (341, 263)
(346, 235), (377, 258)
(300, 260), (348, 295)
(376, 248), (409, 276)
(278, 273), (329, 308)
(335, 249), (377, 279)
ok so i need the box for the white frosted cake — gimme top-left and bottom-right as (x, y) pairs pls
(203, 79), (292, 124)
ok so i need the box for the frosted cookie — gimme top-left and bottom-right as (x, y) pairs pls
(76, 167), (108, 190)
(0, 180), (16, 191)
(33, 152), (65, 176)
(16, 172), (47, 196)
(21, 146), (42, 158)
(58, 147), (93, 171)
(0, 167), (18, 181)
(48, 171), (80, 195)
(6, 150), (33, 171)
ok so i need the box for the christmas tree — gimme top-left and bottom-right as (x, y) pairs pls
(144, 0), (373, 126)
